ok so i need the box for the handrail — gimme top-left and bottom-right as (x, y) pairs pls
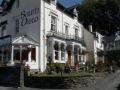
(47, 31), (86, 46)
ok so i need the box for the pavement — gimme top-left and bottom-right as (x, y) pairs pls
(0, 71), (120, 90)
(0, 87), (41, 90)
(81, 71), (120, 90)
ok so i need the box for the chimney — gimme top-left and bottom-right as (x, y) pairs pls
(89, 25), (93, 32)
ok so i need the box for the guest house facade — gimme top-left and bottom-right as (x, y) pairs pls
(0, 0), (86, 72)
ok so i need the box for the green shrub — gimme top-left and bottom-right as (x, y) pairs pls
(46, 63), (65, 74)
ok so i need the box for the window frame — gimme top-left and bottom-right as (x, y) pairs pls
(61, 43), (65, 61)
(54, 41), (59, 60)
(75, 27), (79, 37)
(65, 24), (69, 36)
(51, 15), (57, 32)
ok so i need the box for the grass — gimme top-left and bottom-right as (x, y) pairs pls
(31, 71), (92, 77)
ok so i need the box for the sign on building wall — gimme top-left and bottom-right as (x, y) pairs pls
(14, 8), (39, 27)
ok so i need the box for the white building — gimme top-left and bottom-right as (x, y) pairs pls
(94, 32), (104, 64)
(0, 0), (86, 72)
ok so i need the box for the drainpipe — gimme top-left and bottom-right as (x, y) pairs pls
(39, 0), (45, 72)
(43, 0), (46, 71)
(39, 0), (42, 71)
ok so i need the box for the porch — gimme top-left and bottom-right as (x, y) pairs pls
(0, 35), (39, 69)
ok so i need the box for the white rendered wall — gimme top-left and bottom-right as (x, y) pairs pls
(0, 0), (85, 72)
(0, 0), (40, 70)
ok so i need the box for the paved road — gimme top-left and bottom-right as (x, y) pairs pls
(0, 87), (41, 90)
(0, 71), (120, 90)
(81, 71), (120, 90)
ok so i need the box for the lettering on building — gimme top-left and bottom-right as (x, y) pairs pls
(15, 8), (39, 27)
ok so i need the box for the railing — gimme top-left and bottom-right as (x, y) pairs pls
(47, 31), (86, 46)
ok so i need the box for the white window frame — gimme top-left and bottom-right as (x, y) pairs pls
(61, 43), (65, 61)
(54, 41), (59, 60)
(64, 23), (69, 36)
(51, 15), (57, 32)
(75, 28), (79, 37)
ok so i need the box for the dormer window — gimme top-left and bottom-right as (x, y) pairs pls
(73, 8), (78, 20)
(51, 0), (56, 5)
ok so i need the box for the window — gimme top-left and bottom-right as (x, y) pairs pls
(78, 48), (81, 62)
(0, 47), (11, 64)
(1, 25), (7, 37)
(75, 28), (78, 37)
(115, 41), (119, 49)
(15, 20), (19, 34)
(74, 47), (78, 65)
(96, 35), (99, 43)
(65, 25), (69, 35)
(31, 48), (36, 62)
(61, 43), (65, 61)
(54, 41), (59, 60)
(51, 15), (57, 31)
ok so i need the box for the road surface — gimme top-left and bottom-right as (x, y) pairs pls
(81, 71), (120, 90)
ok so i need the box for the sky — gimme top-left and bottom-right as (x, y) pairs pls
(58, 0), (83, 8)
(0, 0), (2, 5)
(0, 0), (83, 8)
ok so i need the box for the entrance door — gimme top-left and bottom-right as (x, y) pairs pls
(68, 51), (71, 65)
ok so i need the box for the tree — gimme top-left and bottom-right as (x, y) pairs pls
(77, 0), (120, 35)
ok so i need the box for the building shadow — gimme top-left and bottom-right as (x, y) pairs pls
(0, 66), (20, 87)
(24, 76), (67, 89)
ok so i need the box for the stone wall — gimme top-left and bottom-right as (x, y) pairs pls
(25, 76), (95, 89)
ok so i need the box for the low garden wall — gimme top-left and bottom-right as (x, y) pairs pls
(25, 75), (95, 89)
(0, 66), (20, 87)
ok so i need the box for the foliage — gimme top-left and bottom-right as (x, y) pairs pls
(77, 0), (120, 35)
(85, 60), (95, 73)
(46, 63), (65, 74)
(32, 71), (92, 77)
(95, 61), (106, 72)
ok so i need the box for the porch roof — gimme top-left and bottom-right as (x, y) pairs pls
(12, 35), (39, 45)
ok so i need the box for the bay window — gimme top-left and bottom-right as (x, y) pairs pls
(54, 41), (59, 60)
(61, 43), (65, 61)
